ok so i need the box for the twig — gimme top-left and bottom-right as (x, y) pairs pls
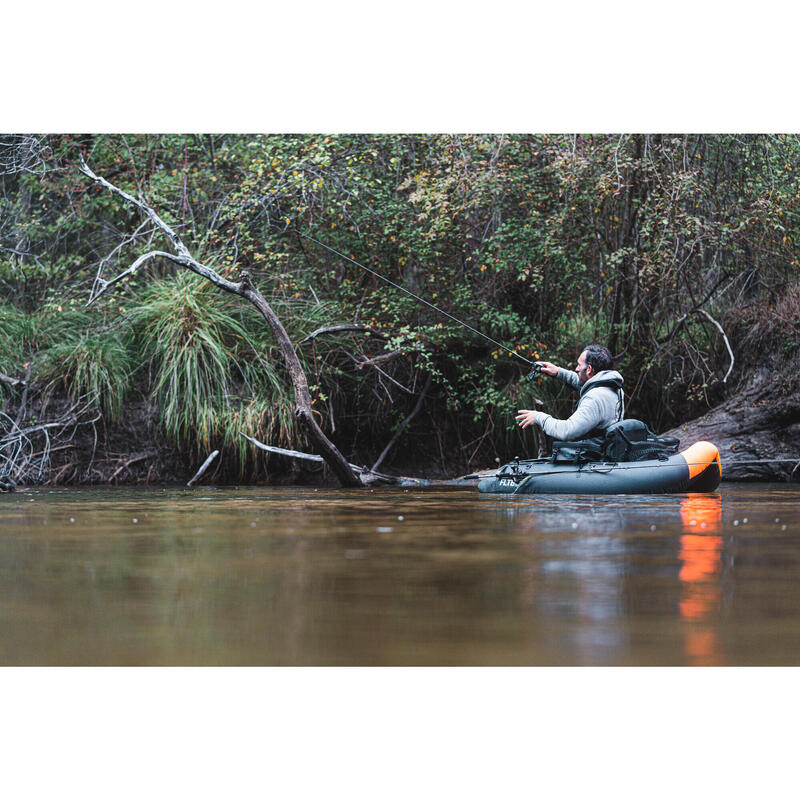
(187, 450), (220, 487)
(357, 350), (405, 369)
(369, 363), (414, 394)
(371, 373), (432, 473)
(108, 452), (155, 483)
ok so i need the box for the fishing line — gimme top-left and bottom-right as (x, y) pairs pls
(296, 232), (534, 367)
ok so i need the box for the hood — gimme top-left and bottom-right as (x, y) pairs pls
(579, 369), (624, 397)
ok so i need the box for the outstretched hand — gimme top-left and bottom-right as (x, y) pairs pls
(516, 409), (538, 429)
(535, 361), (559, 377)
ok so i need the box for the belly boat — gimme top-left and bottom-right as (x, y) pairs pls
(477, 441), (721, 495)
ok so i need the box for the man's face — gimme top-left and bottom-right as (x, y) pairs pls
(576, 350), (591, 385)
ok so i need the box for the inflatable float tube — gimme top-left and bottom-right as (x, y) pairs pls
(477, 441), (721, 495)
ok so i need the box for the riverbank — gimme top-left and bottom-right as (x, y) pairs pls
(2, 388), (794, 488)
(3, 135), (800, 488)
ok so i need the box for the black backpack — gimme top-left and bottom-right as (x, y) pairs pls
(550, 419), (680, 464)
(602, 419), (680, 462)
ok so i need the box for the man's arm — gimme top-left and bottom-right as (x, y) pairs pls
(555, 366), (580, 390)
(518, 394), (605, 440)
(536, 361), (580, 390)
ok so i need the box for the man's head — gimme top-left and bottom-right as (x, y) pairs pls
(576, 344), (613, 385)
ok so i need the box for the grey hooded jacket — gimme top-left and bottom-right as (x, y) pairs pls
(534, 368), (625, 441)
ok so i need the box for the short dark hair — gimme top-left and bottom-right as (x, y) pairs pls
(582, 344), (613, 373)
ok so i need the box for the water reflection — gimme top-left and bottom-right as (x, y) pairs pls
(1, 485), (800, 664)
(679, 495), (723, 665)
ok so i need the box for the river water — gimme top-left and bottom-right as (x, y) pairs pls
(0, 483), (798, 665)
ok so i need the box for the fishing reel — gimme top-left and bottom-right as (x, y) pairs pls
(526, 362), (543, 381)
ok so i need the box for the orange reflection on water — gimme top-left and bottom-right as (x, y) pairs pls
(678, 495), (723, 665)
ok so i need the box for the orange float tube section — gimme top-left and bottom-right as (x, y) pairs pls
(680, 441), (722, 492)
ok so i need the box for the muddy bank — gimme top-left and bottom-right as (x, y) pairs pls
(663, 366), (800, 482)
(3, 372), (798, 489)
(662, 294), (800, 483)
(0, 393), (462, 489)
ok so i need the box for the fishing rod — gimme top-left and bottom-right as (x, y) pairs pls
(297, 232), (539, 374)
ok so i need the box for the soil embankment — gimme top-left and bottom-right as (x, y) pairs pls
(662, 294), (800, 482)
(663, 366), (800, 482)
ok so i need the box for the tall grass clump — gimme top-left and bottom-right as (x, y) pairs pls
(131, 273), (346, 470)
(0, 303), (30, 394)
(42, 329), (134, 422)
(0, 302), (134, 421)
(131, 272), (246, 454)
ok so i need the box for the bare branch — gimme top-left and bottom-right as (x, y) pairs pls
(0, 136), (50, 175)
(240, 432), (425, 486)
(357, 350), (404, 369)
(371, 373), (432, 472)
(79, 155), (241, 296)
(297, 324), (387, 345)
(88, 250), (175, 305)
(697, 309), (735, 383)
(187, 450), (220, 487)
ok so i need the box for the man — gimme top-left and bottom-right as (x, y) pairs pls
(516, 344), (624, 441)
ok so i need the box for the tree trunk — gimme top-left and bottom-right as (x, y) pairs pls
(239, 274), (362, 486)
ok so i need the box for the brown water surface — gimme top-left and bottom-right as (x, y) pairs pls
(1, 483), (798, 665)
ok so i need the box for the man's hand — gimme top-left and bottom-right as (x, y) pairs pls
(516, 409), (538, 429)
(535, 361), (559, 377)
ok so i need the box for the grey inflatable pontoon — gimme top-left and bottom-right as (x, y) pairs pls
(477, 441), (721, 495)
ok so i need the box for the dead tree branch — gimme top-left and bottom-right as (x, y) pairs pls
(697, 309), (734, 383)
(79, 156), (361, 487)
(297, 324), (387, 345)
(187, 450), (220, 487)
(357, 350), (405, 369)
(240, 432), (439, 487)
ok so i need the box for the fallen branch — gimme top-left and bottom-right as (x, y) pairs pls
(241, 432), (411, 485)
(187, 449), (220, 487)
(242, 432), (357, 468)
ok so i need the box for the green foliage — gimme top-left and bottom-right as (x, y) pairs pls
(2, 133), (800, 476)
